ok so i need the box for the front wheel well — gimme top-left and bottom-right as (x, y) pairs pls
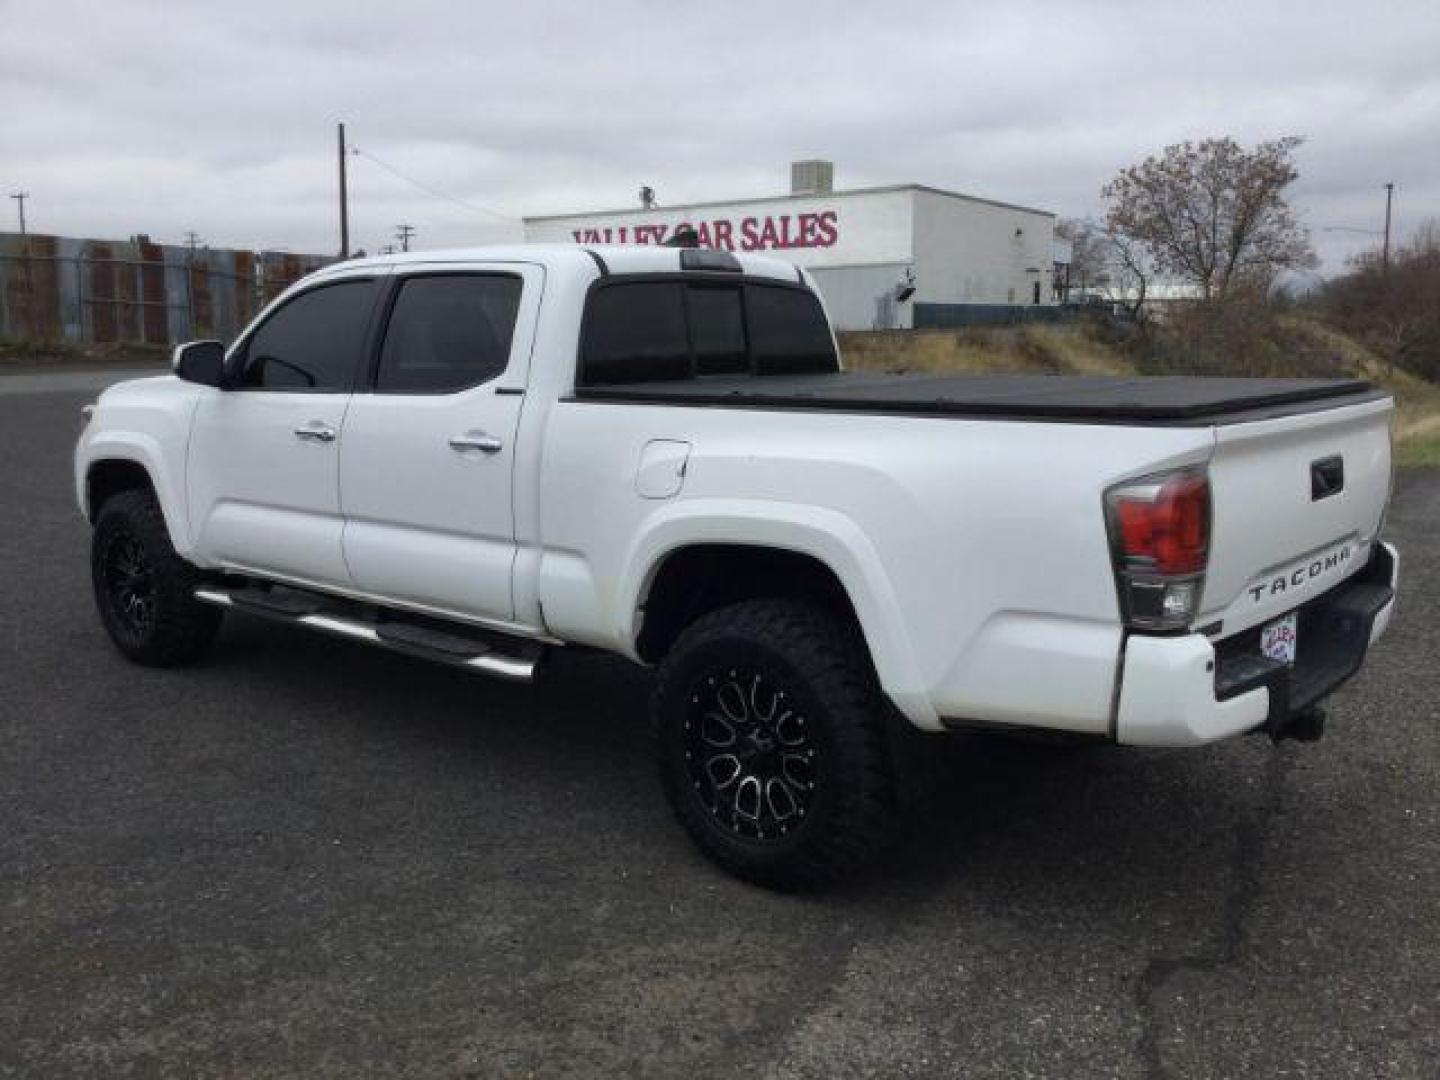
(636, 544), (862, 663)
(86, 459), (156, 521)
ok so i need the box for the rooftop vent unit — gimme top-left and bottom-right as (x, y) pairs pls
(790, 159), (834, 196)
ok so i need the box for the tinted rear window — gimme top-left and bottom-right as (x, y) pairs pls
(579, 278), (836, 386)
(689, 286), (748, 376)
(582, 282), (689, 384)
(744, 285), (836, 375)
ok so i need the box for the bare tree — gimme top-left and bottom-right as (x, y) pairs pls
(1102, 229), (1155, 321)
(1319, 215), (1440, 381)
(1409, 217), (1440, 256)
(1103, 137), (1315, 299)
(1055, 218), (1110, 295)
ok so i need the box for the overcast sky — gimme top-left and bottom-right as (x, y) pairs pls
(2, 0), (1436, 273)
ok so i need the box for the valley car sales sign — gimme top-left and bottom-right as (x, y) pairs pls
(523, 190), (916, 268)
(564, 210), (839, 252)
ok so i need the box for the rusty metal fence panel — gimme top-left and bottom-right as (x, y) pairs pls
(0, 232), (331, 348)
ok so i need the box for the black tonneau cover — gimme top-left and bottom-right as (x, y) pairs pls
(572, 372), (1383, 425)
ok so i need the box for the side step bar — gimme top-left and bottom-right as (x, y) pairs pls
(194, 585), (544, 683)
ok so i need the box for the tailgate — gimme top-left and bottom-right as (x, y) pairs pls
(1201, 396), (1393, 636)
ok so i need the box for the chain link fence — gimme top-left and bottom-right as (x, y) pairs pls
(0, 232), (332, 349)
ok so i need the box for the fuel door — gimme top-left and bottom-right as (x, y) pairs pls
(635, 439), (691, 500)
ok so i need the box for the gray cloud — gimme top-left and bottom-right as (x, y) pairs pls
(2, 0), (1435, 270)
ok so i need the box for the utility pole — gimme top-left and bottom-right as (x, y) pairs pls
(9, 191), (28, 235)
(395, 223), (415, 252)
(10, 192), (32, 316)
(1382, 182), (1395, 272)
(184, 231), (204, 254)
(337, 122), (350, 259)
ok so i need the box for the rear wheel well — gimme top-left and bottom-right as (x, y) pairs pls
(86, 459), (155, 522)
(636, 545), (861, 663)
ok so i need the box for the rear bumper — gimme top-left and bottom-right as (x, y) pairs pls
(1115, 542), (1397, 747)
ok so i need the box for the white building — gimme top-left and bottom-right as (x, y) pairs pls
(523, 161), (1060, 331)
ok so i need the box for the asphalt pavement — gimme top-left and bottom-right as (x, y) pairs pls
(2, 371), (1437, 1079)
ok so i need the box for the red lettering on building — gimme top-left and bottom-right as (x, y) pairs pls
(564, 211), (840, 251)
(816, 210), (838, 247)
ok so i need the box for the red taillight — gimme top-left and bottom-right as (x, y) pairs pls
(1111, 472), (1210, 574)
(1105, 468), (1211, 632)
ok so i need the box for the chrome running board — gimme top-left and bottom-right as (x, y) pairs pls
(194, 585), (543, 683)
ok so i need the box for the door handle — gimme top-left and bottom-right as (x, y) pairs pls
(294, 422), (337, 443)
(449, 430), (504, 455)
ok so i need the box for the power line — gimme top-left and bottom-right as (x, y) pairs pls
(395, 223), (415, 252)
(348, 145), (513, 222)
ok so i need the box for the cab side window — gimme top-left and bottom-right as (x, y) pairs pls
(376, 274), (523, 394)
(234, 279), (378, 392)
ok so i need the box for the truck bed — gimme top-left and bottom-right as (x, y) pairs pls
(572, 372), (1383, 425)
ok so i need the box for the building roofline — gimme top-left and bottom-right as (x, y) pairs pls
(523, 183), (1055, 223)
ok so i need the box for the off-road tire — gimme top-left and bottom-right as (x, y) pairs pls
(652, 599), (896, 889)
(91, 489), (222, 666)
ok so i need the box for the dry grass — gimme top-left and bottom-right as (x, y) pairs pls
(1294, 321), (1440, 467)
(1023, 325), (1134, 376)
(837, 320), (1440, 467)
(839, 328), (1046, 375)
(838, 324), (1129, 377)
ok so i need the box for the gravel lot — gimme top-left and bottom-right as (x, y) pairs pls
(3, 370), (1438, 1079)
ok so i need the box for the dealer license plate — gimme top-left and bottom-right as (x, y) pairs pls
(1260, 612), (1299, 666)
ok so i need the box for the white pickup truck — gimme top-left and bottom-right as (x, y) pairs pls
(75, 244), (1399, 887)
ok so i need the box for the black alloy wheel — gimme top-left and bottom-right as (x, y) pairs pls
(99, 527), (157, 640)
(653, 599), (895, 890)
(90, 488), (222, 666)
(682, 666), (819, 842)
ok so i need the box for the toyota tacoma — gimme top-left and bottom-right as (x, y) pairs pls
(75, 244), (1399, 887)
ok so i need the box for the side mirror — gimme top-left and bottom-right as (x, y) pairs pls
(172, 340), (226, 387)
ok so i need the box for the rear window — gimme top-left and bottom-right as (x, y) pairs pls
(689, 285), (748, 376)
(578, 278), (836, 386)
(744, 285), (836, 376)
(582, 283), (689, 384)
